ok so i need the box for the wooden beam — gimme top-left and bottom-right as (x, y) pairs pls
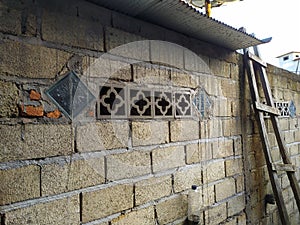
(255, 102), (280, 116)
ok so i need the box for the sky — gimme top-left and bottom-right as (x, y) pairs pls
(209, 0), (300, 67)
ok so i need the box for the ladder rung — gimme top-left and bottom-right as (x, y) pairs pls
(248, 52), (267, 67)
(272, 163), (296, 172)
(255, 102), (280, 116)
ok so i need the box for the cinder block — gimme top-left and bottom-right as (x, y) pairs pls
(150, 40), (184, 69)
(0, 165), (40, 205)
(170, 68), (199, 89)
(42, 11), (104, 51)
(200, 119), (223, 139)
(237, 212), (247, 225)
(105, 27), (150, 61)
(111, 206), (155, 225)
(184, 49), (210, 74)
(202, 185), (215, 207)
(215, 178), (236, 202)
(173, 165), (202, 193)
(212, 139), (234, 159)
(170, 120), (199, 142)
(133, 63), (170, 85)
(204, 203), (227, 225)
(0, 80), (19, 118)
(0, 5), (21, 35)
(152, 146), (185, 173)
(41, 157), (105, 196)
(155, 195), (188, 224)
(236, 175), (244, 193)
(0, 124), (73, 162)
(134, 175), (172, 206)
(132, 121), (169, 146)
(209, 58), (231, 78)
(221, 79), (238, 98)
(76, 121), (129, 152)
(203, 160), (225, 183)
(82, 184), (133, 223)
(4, 195), (80, 225)
(87, 55), (132, 80)
(0, 40), (71, 78)
(225, 158), (243, 177)
(227, 195), (245, 217)
(106, 150), (151, 181)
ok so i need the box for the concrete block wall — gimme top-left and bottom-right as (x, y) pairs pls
(0, 0), (299, 224)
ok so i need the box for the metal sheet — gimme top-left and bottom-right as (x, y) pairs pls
(87, 0), (268, 50)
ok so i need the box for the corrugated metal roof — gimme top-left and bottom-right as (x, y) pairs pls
(86, 0), (269, 50)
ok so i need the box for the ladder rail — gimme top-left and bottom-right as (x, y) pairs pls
(243, 49), (291, 224)
(255, 63), (300, 211)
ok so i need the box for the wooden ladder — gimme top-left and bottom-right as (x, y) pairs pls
(243, 46), (300, 225)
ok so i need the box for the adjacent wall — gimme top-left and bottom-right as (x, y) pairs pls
(0, 0), (299, 224)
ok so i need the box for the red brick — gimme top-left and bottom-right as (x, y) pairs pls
(46, 109), (61, 119)
(20, 105), (44, 117)
(29, 90), (41, 101)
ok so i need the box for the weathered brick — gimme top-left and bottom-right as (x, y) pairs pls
(174, 165), (202, 193)
(170, 68), (199, 88)
(215, 178), (236, 202)
(209, 58), (231, 78)
(204, 203), (227, 225)
(42, 11), (103, 51)
(200, 119), (223, 139)
(202, 185), (215, 207)
(150, 40), (184, 69)
(133, 63), (170, 85)
(76, 121), (129, 152)
(228, 195), (245, 217)
(236, 175), (245, 193)
(29, 90), (41, 100)
(203, 160), (225, 183)
(82, 184), (133, 223)
(46, 109), (61, 118)
(0, 124), (73, 162)
(170, 120), (199, 142)
(86, 55), (132, 80)
(41, 156), (105, 196)
(156, 195), (188, 224)
(111, 206), (155, 225)
(237, 212), (247, 225)
(132, 121), (169, 146)
(0, 165), (40, 205)
(212, 139), (234, 159)
(203, 76), (221, 96)
(152, 146), (185, 173)
(20, 105), (44, 117)
(0, 80), (19, 117)
(0, 40), (71, 78)
(106, 27), (150, 61)
(225, 158), (243, 177)
(4, 195), (80, 225)
(221, 79), (239, 98)
(135, 175), (172, 206)
(184, 49), (210, 73)
(106, 150), (151, 181)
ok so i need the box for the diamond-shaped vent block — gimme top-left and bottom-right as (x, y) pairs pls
(193, 88), (212, 119)
(46, 71), (95, 119)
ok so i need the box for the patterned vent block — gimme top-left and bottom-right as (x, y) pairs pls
(174, 91), (192, 118)
(129, 88), (153, 118)
(154, 91), (173, 118)
(96, 84), (192, 119)
(98, 85), (126, 119)
(263, 101), (296, 118)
